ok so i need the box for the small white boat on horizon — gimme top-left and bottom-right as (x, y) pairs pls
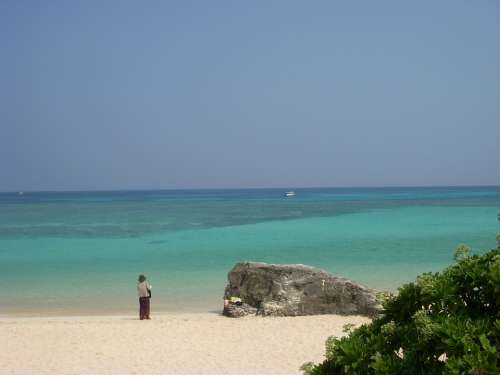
(284, 191), (296, 197)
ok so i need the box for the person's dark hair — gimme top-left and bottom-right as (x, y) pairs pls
(138, 274), (146, 283)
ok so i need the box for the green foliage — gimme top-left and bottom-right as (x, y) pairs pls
(300, 362), (316, 374)
(453, 243), (470, 261)
(303, 246), (500, 374)
(375, 290), (392, 306)
(496, 211), (500, 249)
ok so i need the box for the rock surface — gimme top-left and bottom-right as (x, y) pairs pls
(223, 262), (381, 318)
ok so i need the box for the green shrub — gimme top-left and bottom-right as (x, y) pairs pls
(304, 228), (500, 374)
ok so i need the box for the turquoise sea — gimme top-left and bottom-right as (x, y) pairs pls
(1, 187), (499, 316)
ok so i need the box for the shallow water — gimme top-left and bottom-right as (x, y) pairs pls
(1, 187), (499, 315)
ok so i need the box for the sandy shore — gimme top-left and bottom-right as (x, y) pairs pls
(0, 312), (370, 375)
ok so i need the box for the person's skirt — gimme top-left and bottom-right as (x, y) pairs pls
(139, 297), (150, 319)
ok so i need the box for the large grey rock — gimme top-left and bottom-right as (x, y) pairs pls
(223, 262), (381, 318)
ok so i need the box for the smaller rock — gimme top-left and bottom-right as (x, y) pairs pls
(223, 303), (258, 318)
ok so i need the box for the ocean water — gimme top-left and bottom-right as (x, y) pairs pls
(1, 187), (499, 315)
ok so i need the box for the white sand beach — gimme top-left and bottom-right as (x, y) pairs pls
(0, 313), (370, 375)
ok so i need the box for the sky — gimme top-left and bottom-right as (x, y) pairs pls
(1, 1), (499, 191)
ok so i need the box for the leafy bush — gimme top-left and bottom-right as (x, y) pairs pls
(304, 229), (500, 374)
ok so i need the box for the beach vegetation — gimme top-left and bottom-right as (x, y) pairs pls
(302, 220), (500, 374)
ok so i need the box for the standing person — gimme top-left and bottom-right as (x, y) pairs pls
(137, 274), (151, 320)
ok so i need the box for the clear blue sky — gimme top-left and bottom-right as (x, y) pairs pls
(1, 1), (499, 191)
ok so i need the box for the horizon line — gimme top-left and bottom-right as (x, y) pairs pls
(2, 184), (500, 194)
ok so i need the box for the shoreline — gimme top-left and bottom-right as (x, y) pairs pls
(1, 312), (371, 375)
(0, 304), (223, 319)
(0, 294), (224, 318)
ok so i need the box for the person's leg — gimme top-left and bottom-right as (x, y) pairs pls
(145, 297), (150, 319)
(139, 297), (145, 320)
